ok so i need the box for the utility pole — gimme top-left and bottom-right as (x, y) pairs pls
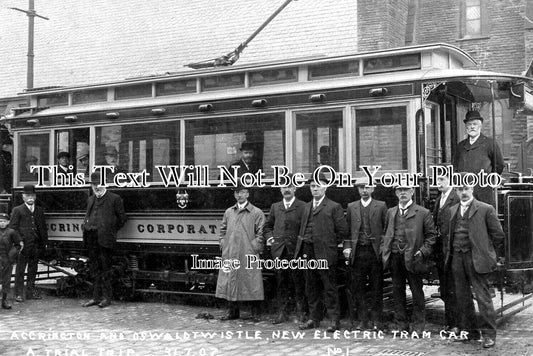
(9, 0), (49, 90)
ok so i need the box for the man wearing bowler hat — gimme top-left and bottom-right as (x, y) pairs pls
(343, 178), (387, 331)
(216, 182), (265, 321)
(381, 185), (436, 333)
(0, 212), (22, 309)
(230, 141), (262, 176)
(82, 172), (127, 308)
(296, 175), (348, 332)
(57, 151), (73, 176)
(452, 110), (504, 206)
(10, 184), (48, 302)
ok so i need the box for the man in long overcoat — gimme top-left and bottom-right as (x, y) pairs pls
(446, 178), (504, 348)
(264, 179), (307, 324)
(10, 184), (48, 302)
(296, 177), (349, 332)
(81, 172), (127, 308)
(452, 110), (504, 206)
(216, 184), (265, 321)
(344, 181), (387, 330)
(381, 185), (436, 332)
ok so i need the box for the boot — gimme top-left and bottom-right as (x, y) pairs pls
(2, 293), (12, 310)
(296, 302), (309, 323)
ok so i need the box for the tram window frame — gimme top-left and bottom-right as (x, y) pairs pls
(37, 93), (69, 108)
(292, 109), (345, 175)
(94, 120), (180, 184)
(55, 128), (91, 179)
(16, 131), (51, 185)
(184, 113), (286, 182)
(353, 104), (409, 172)
(115, 84), (153, 100)
(308, 61), (359, 80)
(72, 89), (108, 105)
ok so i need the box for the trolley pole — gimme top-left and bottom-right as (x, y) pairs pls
(9, 0), (49, 90)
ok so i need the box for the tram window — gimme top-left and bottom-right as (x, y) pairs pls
(55, 128), (90, 177)
(37, 93), (68, 107)
(72, 89), (108, 105)
(363, 54), (420, 75)
(202, 74), (245, 91)
(95, 122), (179, 182)
(18, 133), (50, 183)
(355, 107), (407, 170)
(115, 84), (152, 100)
(249, 68), (298, 86)
(308, 61), (359, 80)
(295, 111), (344, 173)
(156, 79), (197, 96)
(184, 114), (285, 180)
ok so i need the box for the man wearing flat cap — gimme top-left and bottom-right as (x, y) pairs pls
(81, 172), (127, 308)
(0, 212), (22, 309)
(381, 185), (436, 333)
(230, 141), (262, 176)
(452, 110), (504, 206)
(296, 175), (349, 332)
(446, 173), (504, 348)
(10, 184), (48, 302)
(344, 179), (387, 331)
(216, 182), (265, 321)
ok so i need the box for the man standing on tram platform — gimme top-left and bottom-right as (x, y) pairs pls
(343, 179), (387, 331)
(446, 174), (504, 348)
(230, 141), (262, 176)
(10, 184), (48, 302)
(81, 172), (127, 308)
(264, 175), (308, 324)
(216, 183), (266, 322)
(381, 185), (436, 333)
(432, 173), (460, 334)
(452, 110), (504, 206)
(296, 176), (349, 332)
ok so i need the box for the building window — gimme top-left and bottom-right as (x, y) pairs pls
(460, 0), (489, 39)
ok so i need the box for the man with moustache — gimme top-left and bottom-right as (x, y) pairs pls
(264, 176), (308, 324)
(452, 110), (504, 206)
(230, 141), (262, 176)
(344, 179), (387, 331)
(10, 185), (48, 302)
(296, 176), (348, 332)
(216, 182), (265, 322)
(447, 175), (504, 348)
(381, 185), (436, 333)
(82, 172), (127, 308)
(432, 173), (460, 333)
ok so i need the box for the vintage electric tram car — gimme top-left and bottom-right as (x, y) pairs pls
(3, 43), (533, 297)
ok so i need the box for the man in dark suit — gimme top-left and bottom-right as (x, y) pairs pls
(452, 110), (504, 206)
(296, 176), (348, 332)
(447, 177), (504, 348)
(264, 178), (307, 324)
(230, 141), (262, 176)
(82, 172), (127, 308)
(432, 173), (460, 333)
(381, 185), (436, 332)
(10, 184), (48, 302)
(344, 180), (387, 331)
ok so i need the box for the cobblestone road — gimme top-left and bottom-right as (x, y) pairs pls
(0, 292), (531, 356)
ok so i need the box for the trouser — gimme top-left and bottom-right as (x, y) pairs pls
(0, 258), (12, 294)
(304, 243), (339, 322)
(391, 252), (425, 330)
(15, 246), (38, 296)
(452, 250), (497, 339)
(86, 232), (114, 301)
(434, 241), (458, 327)
(275, 249), (308, 315)
(351, 244), (383, 322)
(227, 300), (262, 316)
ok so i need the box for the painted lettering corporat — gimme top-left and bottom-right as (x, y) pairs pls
(46, 216), (221, 244)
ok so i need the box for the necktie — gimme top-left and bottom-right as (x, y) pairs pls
(285, 203), (290, 210)
(439, 194), (447, 209)
(461, 204), (469, 217)
(400, 208), (407, 216)
(313, 201), (318, 211)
